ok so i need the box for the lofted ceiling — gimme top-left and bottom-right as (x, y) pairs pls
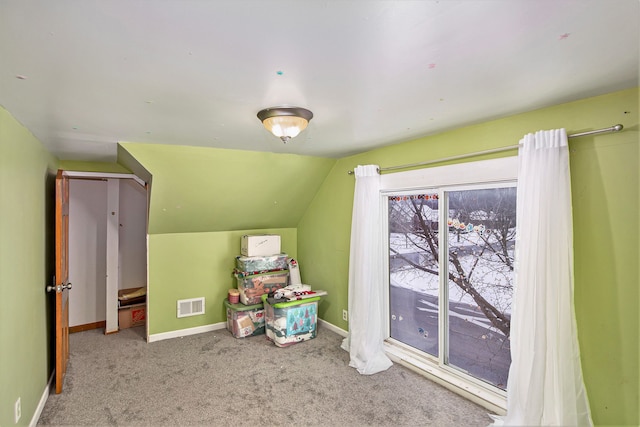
(0, 0), (638, 163)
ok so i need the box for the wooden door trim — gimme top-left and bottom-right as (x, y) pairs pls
(54, 170), (70, 394)
(69, 321), (106, 334)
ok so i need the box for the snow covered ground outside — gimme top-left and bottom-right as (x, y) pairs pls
(389, 231), (514, 322)
(387, 189), (516, 388)
(389, 232), (513, 333)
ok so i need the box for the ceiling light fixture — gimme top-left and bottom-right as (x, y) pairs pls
(257, 106), (313, 144)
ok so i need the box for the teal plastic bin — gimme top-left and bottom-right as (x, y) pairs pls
(262, 294), (321, 347)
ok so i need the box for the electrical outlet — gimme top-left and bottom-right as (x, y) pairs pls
(342, 309), (348, 321)
(14, 397), (21, 423)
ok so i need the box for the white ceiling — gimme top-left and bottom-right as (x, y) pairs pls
(1, 1), (638, 162)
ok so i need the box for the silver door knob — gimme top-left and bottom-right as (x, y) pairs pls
(46, 282), (73, 293)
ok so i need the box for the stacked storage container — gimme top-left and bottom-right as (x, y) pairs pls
(234, 254), (289, 305)
(262, 294), (321, 347)
(224, 299), (265, 338)
(224, 234), (326, 346)
(224, 234), (289, 338)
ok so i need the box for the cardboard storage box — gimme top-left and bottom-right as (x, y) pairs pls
(118, 303), (146, 329)
(235, 254), (288, 272)
(262, 294), (321, 347)
(224, 299), (265, 338)
(234, 269), (289, 305)
(241, 234), (281, 257)
(118, 287), (146, 307)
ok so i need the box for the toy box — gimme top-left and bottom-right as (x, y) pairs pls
(234, 270), (289, 305)
(235, 254), (288, 272)
(241, 234), (281, 257)
(262, 294), (321, 347)
(224, 299), (265, 338)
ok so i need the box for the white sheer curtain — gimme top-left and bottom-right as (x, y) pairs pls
(491, 129), (592, 426)
(341, 164), (393, 375)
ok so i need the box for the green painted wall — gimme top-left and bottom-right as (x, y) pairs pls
(58, 160), (131, 173)
(296, 163), (354, 325)
(0, 107), (58, 426)
(297, 87), (639, 426)
(119, 143), (336, 234)
(148, 228), (296, 335)
(117, 144), (153, 184)
(117, 144), (333, 335)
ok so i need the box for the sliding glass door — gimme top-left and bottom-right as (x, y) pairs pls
(387, 185), (516, 390)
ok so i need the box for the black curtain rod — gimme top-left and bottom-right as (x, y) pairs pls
(347, 124), (624, 175)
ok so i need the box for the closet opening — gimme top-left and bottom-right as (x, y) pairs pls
(66, 173), (148, 340)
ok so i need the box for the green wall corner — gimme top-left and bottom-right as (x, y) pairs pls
(0, 106), (58, 426)
(59, 160), (131, 173)
(147, 228), (297, 335)
(118, 143), (335, 234)
(297, 87), (639, 426)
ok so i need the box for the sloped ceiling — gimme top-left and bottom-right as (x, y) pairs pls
(0, 1), (638, 162)
(120, 143), (336, 234)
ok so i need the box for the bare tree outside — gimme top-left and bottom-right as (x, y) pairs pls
(388, 187), (516, 389)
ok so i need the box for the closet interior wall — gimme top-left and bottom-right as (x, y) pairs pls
(68, 178), (147, 331)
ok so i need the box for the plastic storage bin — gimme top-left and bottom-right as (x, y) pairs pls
(234, 270), (289, 305)
(262, 294), (321, 347)
(235, 254), (288, 272)
(224, 299), (265, 338)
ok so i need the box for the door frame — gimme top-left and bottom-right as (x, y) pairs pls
(379, 157), (518, 413)
(65, 171), (148, 335)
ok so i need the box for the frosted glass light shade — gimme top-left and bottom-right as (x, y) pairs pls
(257, 107), (313, 143)
(262, 116), (308, 138)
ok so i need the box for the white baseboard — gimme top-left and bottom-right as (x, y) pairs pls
(318, 319), (348, 337)
(148, 319), (344, 343)
(30, 372), (54, 427)
(147, 319), (347, 342)
(147, 322), (226, 343)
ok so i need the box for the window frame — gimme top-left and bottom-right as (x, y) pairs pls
(379, 156), (518, 413)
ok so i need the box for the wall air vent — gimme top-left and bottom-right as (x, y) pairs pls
(177, 297), (205, 318)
